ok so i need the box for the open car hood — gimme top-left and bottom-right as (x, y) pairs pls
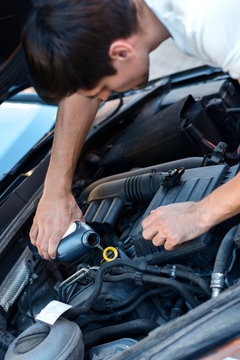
(0, 0), (31, 104)
(1, 64), (240, 360)
(1, 5), (240, 358)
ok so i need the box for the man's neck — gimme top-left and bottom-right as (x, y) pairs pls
(135, 0), (170, 53)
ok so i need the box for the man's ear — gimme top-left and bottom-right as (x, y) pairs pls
(109, 40), (135, 61)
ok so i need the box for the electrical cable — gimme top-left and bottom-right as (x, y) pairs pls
(92, 286), (147, 312)
(78, 288), (167, 328)
(65, 259), (148, 319)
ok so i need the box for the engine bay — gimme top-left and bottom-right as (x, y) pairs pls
(2, 69), (240, 359)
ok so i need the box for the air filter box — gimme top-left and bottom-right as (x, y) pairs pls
(132, 164), (240, 265)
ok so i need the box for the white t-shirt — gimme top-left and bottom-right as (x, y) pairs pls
(145, 0), (240, 79)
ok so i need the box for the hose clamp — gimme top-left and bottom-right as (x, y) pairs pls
(210, 272), (225, 290)
(170, 265), (176, 278)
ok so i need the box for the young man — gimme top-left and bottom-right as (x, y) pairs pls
(22, 0), (240, 260)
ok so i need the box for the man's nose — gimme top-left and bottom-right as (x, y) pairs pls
(98, 89), (112, 101)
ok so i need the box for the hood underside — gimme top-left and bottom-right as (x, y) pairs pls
(0, 0), (31, 103)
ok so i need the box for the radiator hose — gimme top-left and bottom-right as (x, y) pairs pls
(211, 224), (240, 297)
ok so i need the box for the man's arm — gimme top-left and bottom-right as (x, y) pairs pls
(142, 172), (240, 250)
(30, 92), (100, 260)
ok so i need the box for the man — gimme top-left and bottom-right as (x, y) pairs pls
(22, 0), (240, 260)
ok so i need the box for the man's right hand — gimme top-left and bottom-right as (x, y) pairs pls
(30, 190), (84, 260)
(29, 93), (100, 261)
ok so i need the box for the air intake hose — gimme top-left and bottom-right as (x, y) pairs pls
(88, 172), (164, 203)
(84, 172), (164, 227)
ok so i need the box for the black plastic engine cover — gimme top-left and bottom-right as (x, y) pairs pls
(132, 164), (240, 264)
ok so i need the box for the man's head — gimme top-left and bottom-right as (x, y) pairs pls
(22, 0), (145, 103)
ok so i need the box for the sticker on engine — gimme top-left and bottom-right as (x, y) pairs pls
(36, 300), (72, 325)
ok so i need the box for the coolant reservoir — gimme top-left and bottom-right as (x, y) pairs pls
(5, 318), (84, 360)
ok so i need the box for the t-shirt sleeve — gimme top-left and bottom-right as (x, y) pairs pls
(194, 0), (240, 79)
(173, 0), (240, 79)
(147, 0), (240, 79)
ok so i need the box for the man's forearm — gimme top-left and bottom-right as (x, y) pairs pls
(30, 92), (100, 260)
(199, 171), (240, 230)
(44, 92), (100, 195)
(142, 171), (240, 250)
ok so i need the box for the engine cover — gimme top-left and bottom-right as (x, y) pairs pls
(132, 164), (240, 264)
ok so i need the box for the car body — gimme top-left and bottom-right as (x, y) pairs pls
(1, 9), (240, 360)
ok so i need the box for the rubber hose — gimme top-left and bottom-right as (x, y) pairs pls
(81, 157), (203, 200)
(65, 259), (147, 318)
(104, 273), (203, 297)
(78, 275), (197, 328)
(83, 319), (158, 349)
(92, 286), (147, 312)
(103, 272), (198, 305)
(145, 265), (210, 297)
(141, 274), (198, 308)
(87, 172), (164, 204)
(156, 267), (211, 297)
(78, 288), (165, 328)
(213, 225), (238, 274)
(175, 269), (211, 297)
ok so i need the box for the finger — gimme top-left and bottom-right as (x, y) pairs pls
(41, 237), (52, 261)
(40, 224), (57, 260)
(29, 223), (38, 245)
(164, 240), (176, 251)
(48, 234), (62, 260)
(152, 235), (167, 247)
(142, 225), (159, 240)
(141, 214), (154, 228)
(142, 208), (162, 229)
(35, 225), (45, 258)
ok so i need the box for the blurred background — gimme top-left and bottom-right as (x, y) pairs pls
(149, 38), (204, 80)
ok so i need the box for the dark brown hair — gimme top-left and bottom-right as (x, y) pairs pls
(22, 0), (138, 103)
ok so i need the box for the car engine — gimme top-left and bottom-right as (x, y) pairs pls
(2, 70), (240, 360)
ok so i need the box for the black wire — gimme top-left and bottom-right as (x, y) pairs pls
(105, 93), (123, 120)
(161, 267), (211, 297)
(95, 272), (198, 307)
(103, 273), (202, 301)
(64, 259), (203, 319)
(110, 265), (210, 297)
(140, 274), (198, 308)
(103, 273), (131, 282)
(150, 296), (170, 322)
(65, 259), (147, 319)
(92, 286), (148, 312)
(78, 288), (165, 328)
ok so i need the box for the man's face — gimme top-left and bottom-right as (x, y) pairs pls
(79, 52), (150, 101)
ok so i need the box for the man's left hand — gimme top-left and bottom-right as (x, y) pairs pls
(142, 201), (209, 250)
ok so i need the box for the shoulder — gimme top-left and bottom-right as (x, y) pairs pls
(146, 0), (240, 78)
